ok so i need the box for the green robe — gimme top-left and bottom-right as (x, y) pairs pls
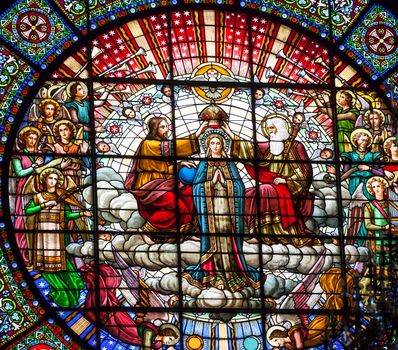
(25, 192), (84, 307)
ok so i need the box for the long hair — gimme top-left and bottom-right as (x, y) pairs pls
(205, 134), (227, 157)
(146, 116), (168, 140)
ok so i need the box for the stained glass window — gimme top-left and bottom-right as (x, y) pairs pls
(1, 1), (398, 350)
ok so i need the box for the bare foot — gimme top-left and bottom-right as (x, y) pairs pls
(246, 238), (259, 244)
(217, 285), (225, 290)
(190, 236), (200, 241)
(142, 234), (155, 245)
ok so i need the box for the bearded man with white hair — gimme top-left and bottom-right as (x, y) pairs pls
(223, 115), (316, 248)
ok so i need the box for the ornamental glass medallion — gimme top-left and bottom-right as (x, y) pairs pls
(5, 7), (398, 350)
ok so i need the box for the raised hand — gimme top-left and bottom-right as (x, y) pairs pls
(61, 157), (72, 169)
(221, 121), (234, 139)
(195, 121), (209, 138)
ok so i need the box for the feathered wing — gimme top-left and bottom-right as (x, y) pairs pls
(113, 247), (168, 321)
(276, 254), (325, 324)
(28, 104), (39, 122)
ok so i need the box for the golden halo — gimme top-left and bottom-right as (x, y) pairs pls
(349, 128), (373, 147)
(266, 325), (286, 347)
(39, 167), (64, 187)
(158, 323), (180, 346)
(18, 126), (42, 144)
(46, 84), (63, 99)
(190, 62), (235, 103)
(143, 114), (172, 132)
(53, 119), (77, 139)
(336, 90), (357, 108)
(261, 113), (292, 139)
(363, 108), (387, 126)
(38, 98), (61, 118)
(66, 81), (88, 99)
(383, 136), (398, 157)
(366, 176), (389, 195)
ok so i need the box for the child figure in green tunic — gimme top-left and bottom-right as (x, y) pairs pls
(25, 167), (92, 307)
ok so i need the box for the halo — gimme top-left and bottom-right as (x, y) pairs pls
(66, 81), (88, 99)
(363, 109), (387, 126)
(383, 136), (398, 157)
(337, 90), (357, 108)
(200, 128), (231, 152)
(261, 113), (292, 139)
(158, 323), (180, 345)
(53, 119), (77, 139)
(39, 167), (64, 187)
(38, 98), (61, 118)
(266, 325), (286, 347)
(190, 62), (235, 103)
(143, 113), (172, 133)
(349, 128), (373, 147)
(366, 176), (389, 195)
(18, 126), (42, 144)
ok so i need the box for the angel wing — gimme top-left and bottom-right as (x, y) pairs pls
(28, 104), (39, 122)
(276, 254), (325, 324)
(113, 248), (168, 322)
(48, 85), (66, 102)
(354, 94), (372, 128)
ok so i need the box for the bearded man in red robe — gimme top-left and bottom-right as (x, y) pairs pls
(223, 115), (316, 248)
(125, 115), (208, 243)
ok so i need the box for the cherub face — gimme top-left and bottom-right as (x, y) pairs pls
(123, 108), (136, 119)
(254, 89), (264, 100)
(96, 141), (111, 153)
(162, 86), (172, 97)
(320, 149), (333, 159)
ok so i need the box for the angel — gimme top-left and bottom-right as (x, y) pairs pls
(309, 90), (361, 153)
(80, 250), (180, 349)
(11, 126), (44, 266)
(357, 109), (392, 153)
(28, 83), (71, 129)
(267, 267), (356, 349)
(64, 81), (115, 138)
(153, 81), (183, 106)
(96, 138), (121, 155)
(42, 119), (88, 190)
(109, 95), (143, 126)
(25, 167), (92, 307)
(28, 98), (63, 148)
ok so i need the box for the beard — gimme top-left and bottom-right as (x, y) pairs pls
(269, 132), (285, 156)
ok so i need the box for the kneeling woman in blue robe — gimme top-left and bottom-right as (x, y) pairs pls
(183, 132), (260, 292)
